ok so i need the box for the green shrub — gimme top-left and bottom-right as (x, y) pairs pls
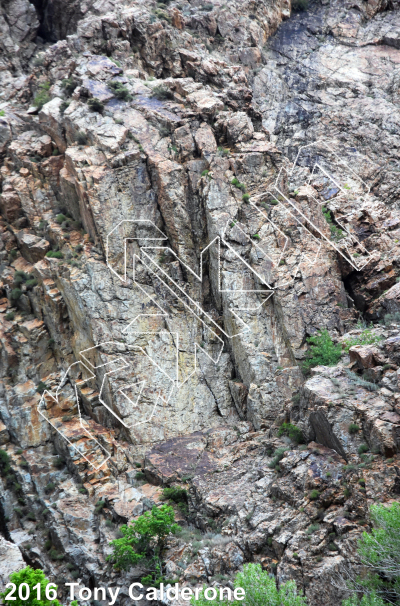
(278, 422), (303, 444)
(151, 85), (173, 100)
(345, 369), (379, 392)
(0, 566), (62, 606)
(162, 487), (188, 503)
(53, 456), (64, 469)
(45, 482), (55, 493)
(107, 81), (133, 101)
(61, 78), (78, 95)
(342, 594), (385, 606)
(135, 471), (145, 480)
(0, 449), (10, 467)
(356, 502), (400, 602)
(307, 523), (320, 535)
(56, 214), (67, 224)
(192, 564), (307, 605)
(88, 98), (104, 113)
(49, 549), (64, 561)
(349, 423), (360, 435)
(382, 312), (400, 326)
(310, 489), (320, 500)
(162, 487), (188, 514)
(25, 279), (38, 290)
(107, 504), (180, 575)
(231, 177), (240, 186)
(14, 270), (28, 283)
(95, 499), (106, 514)
(358, 444), (369, 455)
(0, 110), (5, 117)
(76, 131), (88, 145)
(242, 193), (250, 202)
(5, 312), (15, 321)
(234, 563), (306, 606)
(322, 206), (345, 242)
(11, 288), (22, 301)
(46, 251), (63, 259)
(292, 0), (309, 11)
(302, 329), (342, 371)
(60, 101), (70, 113)
(344, 328), (383, 352)
(37, 381), (48, 394)
(268, 447), (287, 470)
(33, 82), (51, 110)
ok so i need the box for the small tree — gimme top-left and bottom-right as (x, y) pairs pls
(191, 565), (307, 606)
(107, 504), (180, 584)
(342, 593), (385, 606)
(339, 502), (400, 605)
(0, 566), (62, 606)
(235, 563), (307, 606)
(303, 329), (342, 371)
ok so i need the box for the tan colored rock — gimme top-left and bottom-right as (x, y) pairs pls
(39, 98), (66, 153)
(187, 90), (224, 114)
(349, 344), (382, 369)
(16, 232), (50, 263)
(173, 124), (196, 161)
(194, 123), (217, 156)
(226, 111), (254, 146)
(172, 8), (184, 30)
(0, 191), (21, 222)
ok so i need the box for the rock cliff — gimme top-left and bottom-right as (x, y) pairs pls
(1, 0), (400, 604)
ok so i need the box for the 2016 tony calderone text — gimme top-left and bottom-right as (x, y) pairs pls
(65, 582), (245, 604)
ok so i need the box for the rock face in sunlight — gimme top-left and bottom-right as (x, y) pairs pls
(0, 0), (400, 604)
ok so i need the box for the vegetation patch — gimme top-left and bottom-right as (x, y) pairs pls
(33, 82), (51, 110)
(278, 422), (303, 444)
(107, 80), (133, 101)
(107, 504), (180, 587)
(344, 327), (383, 352)
(151, 85), (174, 100)
(302, 329), (342, 371)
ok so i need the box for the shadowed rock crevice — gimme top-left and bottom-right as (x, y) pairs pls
(309, 411), (348, 462)
(30, 0), (86, 41)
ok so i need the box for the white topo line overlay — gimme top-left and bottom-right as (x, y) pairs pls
(40, 141), (379, 468)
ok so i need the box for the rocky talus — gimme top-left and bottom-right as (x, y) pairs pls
(1, 0), (400, 604)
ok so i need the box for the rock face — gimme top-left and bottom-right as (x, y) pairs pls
(0, 536), (25, 590)
(0, 0), (400, 605)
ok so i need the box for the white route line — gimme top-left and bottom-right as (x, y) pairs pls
(37, 361), (112, 472)
(41, 137), (382, 469)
